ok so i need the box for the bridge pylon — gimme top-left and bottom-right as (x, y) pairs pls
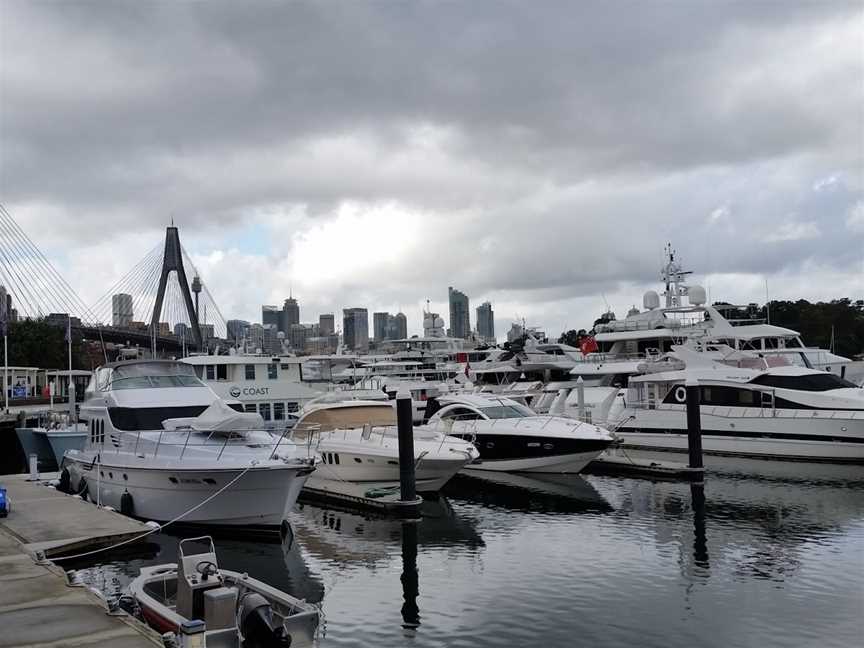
(150, 226), (202, 348)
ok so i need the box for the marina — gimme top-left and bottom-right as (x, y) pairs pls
(1, 2), (862, 645)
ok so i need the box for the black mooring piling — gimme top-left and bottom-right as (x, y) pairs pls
(685, 378), (704, 470)
(396, 390), (417, 504)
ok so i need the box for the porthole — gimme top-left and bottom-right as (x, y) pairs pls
(334, 454), (340, 465)
(486, 442), (495, 449)
(108, 472), (113, 479)
(203, 478), (216, 485)
(354, 458), (363, 464)
(169, 477), (178, 484)
(543, 443), (554, 450)
(527, 442), (540, 448)
(123, 474), (128, 481)
(388, 460), (398, 465)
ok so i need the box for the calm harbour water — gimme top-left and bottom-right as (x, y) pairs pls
(74, 453), (864, 648)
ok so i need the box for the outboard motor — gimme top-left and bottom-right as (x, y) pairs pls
(237, 592), (291, 648)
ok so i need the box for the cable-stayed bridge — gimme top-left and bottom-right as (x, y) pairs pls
(0, 204), (227, 354)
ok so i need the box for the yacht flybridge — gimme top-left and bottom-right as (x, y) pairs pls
(570, 246), (850, 383)
(609, 344), (864, 463)
(63, 360), (316, 526)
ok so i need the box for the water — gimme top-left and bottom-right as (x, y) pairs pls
(71, 454), (864, 648)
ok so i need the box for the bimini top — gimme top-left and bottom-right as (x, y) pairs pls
(90, 360), (201, 393)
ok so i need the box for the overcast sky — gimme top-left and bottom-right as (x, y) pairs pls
(1, 1), (862, 338)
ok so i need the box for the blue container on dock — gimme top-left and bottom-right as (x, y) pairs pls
(0, 487), (8, 517)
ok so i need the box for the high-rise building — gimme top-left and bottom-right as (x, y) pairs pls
(342, 308), (369, 352)
(282, 296), (299, 333)
(319, 313), (335, 336)
(0, 285), (7, 322)
(112, 293), (133, 327)
(373, 312), (390, 341)
(392, 312), (408, 339)
(262, 305), (280, 329)
(476, 301), (495, 342)
(174, 322), (191, 339)
(448, 287), (471, 339)
(288, 323), (309, 351)
(226, 319), (250, 342)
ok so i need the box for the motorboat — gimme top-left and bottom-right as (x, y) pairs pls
(424, 393), (614, 473)
(289, 397), (479, 493)
(128, 536), (320, 647)
(62, 360), (316, 526)
(16, 413), (87, 471)
(610, 344), (864, 462)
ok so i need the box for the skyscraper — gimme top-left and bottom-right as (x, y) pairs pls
(373, 312), (390, 341)
(112, 293), (133, 327)
(319, 313), (335, 336)
(282, 296), (299, 333)
(448, 286), (471, 339)
(226, 319), (250, 342)
(342, 308), (369, 352)
(262, 305), (280, 329)
(392, 312), (408, 339)
(476, 301), (495, 342)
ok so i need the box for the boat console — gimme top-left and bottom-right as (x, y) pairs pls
(176, 536), (237, 631)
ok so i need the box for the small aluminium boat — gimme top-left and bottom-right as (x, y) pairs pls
(128, 536), (320, 647)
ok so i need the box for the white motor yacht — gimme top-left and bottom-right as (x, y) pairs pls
(610, 344), (864, 463)
(425, 394), (614, 473)
(62, 360), (316, 526)
(289, 398), (479, 493)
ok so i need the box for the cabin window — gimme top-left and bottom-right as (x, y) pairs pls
(274, 403), (285, 420)
(216, 365), (227, 381)
(205, 365), (215, 381)
(267, 364), (278, 380)
(750, 373), (857, 392)
(286, 402), (300, 413)
(259, 403), (271, 421)
(244, 404), (257, 413)
(192, 366), (203, 379)
(245, 364), (256, 380)
(441, 407), (483, 421)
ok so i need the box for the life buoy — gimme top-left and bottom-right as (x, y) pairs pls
(120, 491), (135, 517)
(674, 386), (687, 403)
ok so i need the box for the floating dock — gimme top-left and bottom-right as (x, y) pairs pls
(0, 472), (161, 647)
(300, 476), (423, 516)
(586, 450), (704, 480)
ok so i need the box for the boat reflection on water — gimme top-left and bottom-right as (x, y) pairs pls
(287, 497), (484, 567)
(444, 470), (614, 514)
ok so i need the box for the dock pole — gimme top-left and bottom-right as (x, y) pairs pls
(685, 377), (703, 469)
(576, 376), (586, 421)
(396, 390), (417, 504)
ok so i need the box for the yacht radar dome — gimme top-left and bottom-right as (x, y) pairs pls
(643, 290), (660, 310)
(688, 285), (707, 306)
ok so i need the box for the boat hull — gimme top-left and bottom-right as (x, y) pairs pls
(615, 408), (864, 462)
(463, 449), (606, 473)
(64, 455), (312, 525)
(312, 453), (469, 492)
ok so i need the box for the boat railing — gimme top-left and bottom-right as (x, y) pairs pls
(571, 351), (656, 365)
(121, 426), (310, 461)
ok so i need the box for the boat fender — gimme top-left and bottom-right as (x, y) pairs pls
(77, 477), (89, 500)
(674, 386), (687, 403)
(58, 468), (71, 494)
(237, 591), (292, 647)
(120, 490), (135, 517)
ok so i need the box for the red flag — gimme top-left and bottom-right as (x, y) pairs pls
(580, 336), (598, 356)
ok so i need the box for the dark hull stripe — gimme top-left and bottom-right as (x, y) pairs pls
(450, 433), (611, 461)
(616, 427), (864, 444)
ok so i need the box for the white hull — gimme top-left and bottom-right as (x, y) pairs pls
(65, 456), (312, 525)
(311, 454), (468, 492)
(463, 450), (603, 474)
(615, 406), (864, 462)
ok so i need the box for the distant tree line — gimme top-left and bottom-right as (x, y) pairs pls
(0, 318), (88, 369)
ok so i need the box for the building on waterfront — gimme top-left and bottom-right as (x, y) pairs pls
(373, 312), (390, 341)
(174, 322), (190, 339)
(392, 312), (407, 339)
(289, 323), (318, 351)
(226, 319), (250, 342)
(112, 293), (133, 327)
(282, 296), (299, 333)
(319, 313), (335, 336)
(157, 321), (171, 336)
(262, 305), (280, 330)
(448, 287), (471, 339)
(476, 301), (495, 343)
(343, 308), (369, 352)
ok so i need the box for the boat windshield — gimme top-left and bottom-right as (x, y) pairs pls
(109, 362), (202, 390)
(480, 404), (533, 419)
(749, 373), (857, 392)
